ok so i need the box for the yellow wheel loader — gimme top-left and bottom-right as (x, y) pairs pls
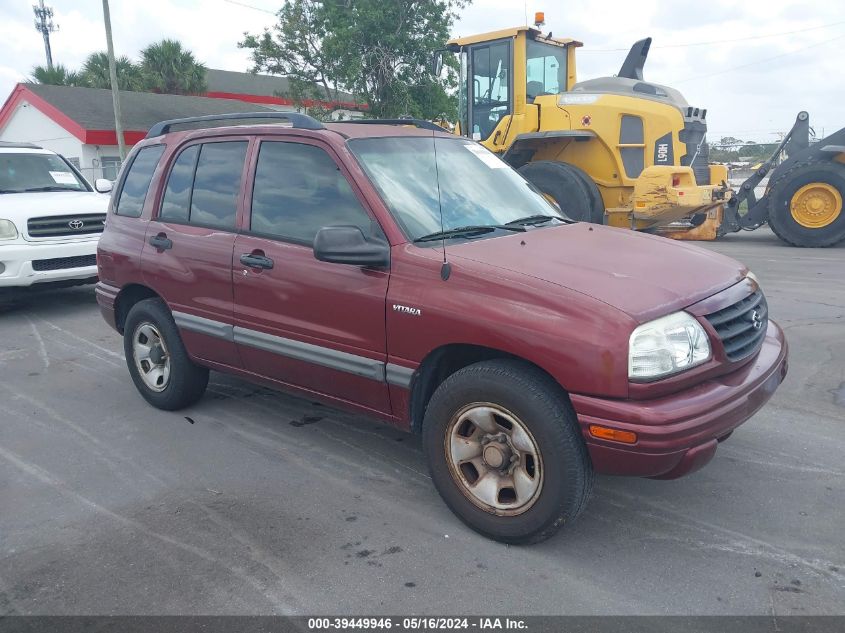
(437, 23), (845, 247)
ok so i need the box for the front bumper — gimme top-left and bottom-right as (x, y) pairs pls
(0, 238), (99, 287)
(570, 321), (788, 479)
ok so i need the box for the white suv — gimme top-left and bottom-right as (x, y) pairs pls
(0, 142), (111, 288)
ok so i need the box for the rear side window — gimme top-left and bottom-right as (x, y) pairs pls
(157, 141), (248, 229)
(115, 145), (164, 217)
(190, 142), (248, 229)
(250, 141), (372, 244)
(159, 145), (199, 223)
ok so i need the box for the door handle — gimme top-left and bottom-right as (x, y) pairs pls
(148, 233), (172, 250)
(240, 253), (274, 270)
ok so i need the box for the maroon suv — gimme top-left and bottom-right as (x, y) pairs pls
(96, 112), (788, 544)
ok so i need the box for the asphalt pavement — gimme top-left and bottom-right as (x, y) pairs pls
(0, 228), (843, 615)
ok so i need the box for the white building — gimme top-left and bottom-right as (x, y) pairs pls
(0, 71), (365, 182)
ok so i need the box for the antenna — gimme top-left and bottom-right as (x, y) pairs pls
(430, 132), (451, 280)
(33, 0), (58, 70)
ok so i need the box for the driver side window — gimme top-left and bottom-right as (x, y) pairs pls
(471, 41), (510, 141)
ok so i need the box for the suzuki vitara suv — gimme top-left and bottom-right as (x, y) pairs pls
(96, 113), (787, 543)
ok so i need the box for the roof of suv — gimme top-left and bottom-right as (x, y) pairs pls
(326, 122), (453, 139)
(0, 145), (53, 154)
(143, 113), (453, 144)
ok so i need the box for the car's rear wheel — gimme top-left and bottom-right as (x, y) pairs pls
(422, 359), (593, 544)
(124, 298), (208, 410)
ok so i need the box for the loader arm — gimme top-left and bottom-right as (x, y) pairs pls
(721, 111), (816, 234)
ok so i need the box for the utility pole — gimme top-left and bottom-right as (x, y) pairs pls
(33, 0), (57, 70)
(101, 0), (126, 160)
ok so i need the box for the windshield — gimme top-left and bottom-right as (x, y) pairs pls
(348, 136), (563, 242)
(0, 152), (88, 193)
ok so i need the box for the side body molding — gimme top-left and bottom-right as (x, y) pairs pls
(172, 310), (413, 388)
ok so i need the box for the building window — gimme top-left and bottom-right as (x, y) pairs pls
(101, 156), (122, 181)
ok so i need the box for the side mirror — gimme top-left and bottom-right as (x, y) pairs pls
(432, 51), (444, 77)
(314, 225), (390, 268)
(94, 178), (113, 193)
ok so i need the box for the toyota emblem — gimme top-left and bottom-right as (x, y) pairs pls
(68, 219), (84, 230)
(748, 309), (763, 330)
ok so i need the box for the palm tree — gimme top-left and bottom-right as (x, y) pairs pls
(80, 52), (143, 91)
(30, 64), (86, 87)
(140, 39), (207, 94)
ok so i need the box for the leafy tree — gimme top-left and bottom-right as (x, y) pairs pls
(80, 52), (143, 91)
(140, 39), (207, 94)
(30, 64), (86, 87)
(240, 0), (468, 120)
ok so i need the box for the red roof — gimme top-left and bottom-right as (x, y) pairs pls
(0, 83), (367, 147)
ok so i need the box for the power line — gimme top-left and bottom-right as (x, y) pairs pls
(221, 0), (276, 15)
(672, 33), (845, 84)
(581, 19), (845, 52)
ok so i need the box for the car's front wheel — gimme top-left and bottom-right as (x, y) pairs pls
(124, 298), (209, 410)
(422, 359), (593, 544)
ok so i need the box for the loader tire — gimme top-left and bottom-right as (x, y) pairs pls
(767, 162), (845, 247)
(518, 161), (605, 224)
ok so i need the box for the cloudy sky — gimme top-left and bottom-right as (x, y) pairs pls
(1, 0), (842, 142)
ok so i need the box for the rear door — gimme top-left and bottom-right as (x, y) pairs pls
(141, 137), (250, 367)
(232, 137), (391, 413)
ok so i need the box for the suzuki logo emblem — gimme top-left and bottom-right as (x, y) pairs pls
(748, 309), (763, 330)
(68, 219), (84, 230)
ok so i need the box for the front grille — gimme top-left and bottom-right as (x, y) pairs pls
(32, 255), (97, 271)
(27, 214), (106, 238)
(704, 289), (768, 361)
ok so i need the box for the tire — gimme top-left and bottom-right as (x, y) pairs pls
(766, 162), (845, 247)
(422, 359), (593, 544)
(566, 164), (606, 224)
(123, 298), (209, 410)
(518, 160), (605, 224)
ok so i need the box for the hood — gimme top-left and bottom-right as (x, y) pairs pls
(449, 223), (746, 322)
(1, 190), (109, 224)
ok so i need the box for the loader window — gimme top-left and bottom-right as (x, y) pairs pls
(526, 40), (566, 101)
(470, 41), (511, 141)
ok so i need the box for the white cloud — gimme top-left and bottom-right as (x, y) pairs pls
(1, 0), (842, 142)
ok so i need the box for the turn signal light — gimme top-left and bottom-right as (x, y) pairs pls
(589, 425), (638, 444)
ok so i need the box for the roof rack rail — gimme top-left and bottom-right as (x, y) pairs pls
(146, 111), (325, 138)
(0, 141), (43, 149)
(341, 118), (448, 132)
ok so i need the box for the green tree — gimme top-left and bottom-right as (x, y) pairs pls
(30, 64), (86, 87)
(140, 39), (207, 94)
(240, 0), (468, 120)
(80, 52), (143, 91)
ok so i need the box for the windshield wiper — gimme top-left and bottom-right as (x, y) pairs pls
(505, 214), (569, 227)
(19, 186), (80, 193)
(414, 224), (525, 243)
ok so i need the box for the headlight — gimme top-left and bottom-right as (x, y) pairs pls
(746, 270), (760, 287)
(629, 311), (711, 381)
(0, 219), (18, 240)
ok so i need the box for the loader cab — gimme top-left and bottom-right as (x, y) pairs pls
(444, 27), (580, 148)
